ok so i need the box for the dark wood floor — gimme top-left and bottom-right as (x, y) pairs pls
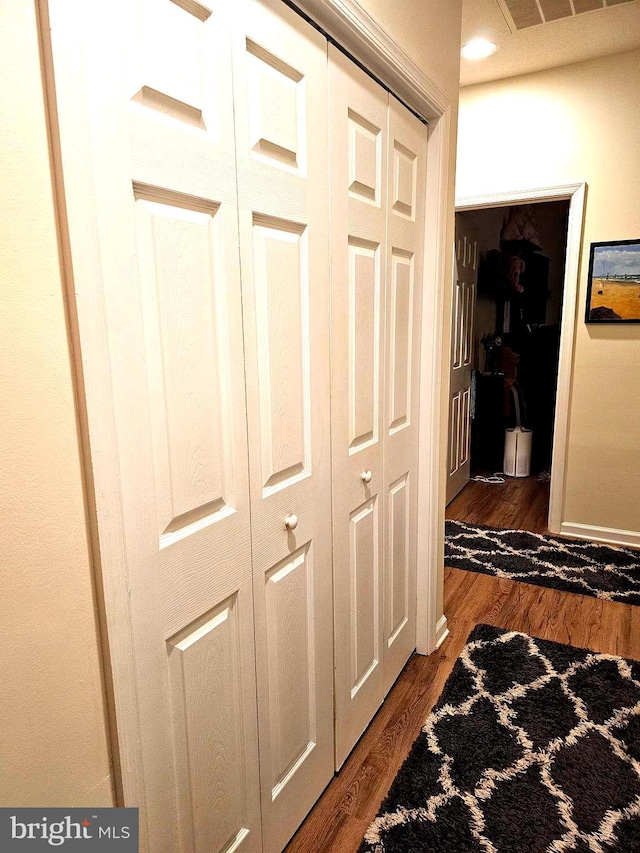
(284, 477), (639, 853)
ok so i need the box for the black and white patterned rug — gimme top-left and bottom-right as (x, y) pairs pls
(360, 624), (640, 852)
(445, 520), (640, 605)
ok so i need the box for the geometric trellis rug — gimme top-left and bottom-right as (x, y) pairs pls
(445, 520), (640, 605)
(359, 624), (640, 853)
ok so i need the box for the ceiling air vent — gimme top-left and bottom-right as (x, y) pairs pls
(496, 0), (635, 31)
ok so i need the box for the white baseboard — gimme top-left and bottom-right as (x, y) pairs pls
(435, 615), (449, 650)
(560, 522), (640, 550)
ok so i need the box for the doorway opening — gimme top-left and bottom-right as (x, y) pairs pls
(446, 196), (575, 534)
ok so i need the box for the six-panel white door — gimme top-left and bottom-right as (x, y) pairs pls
(232, 3), (334, 850)
(48, 2), (261, 853)
(383, 97), (427, 695)
(329, 47), (388, 770)
(447, 214), (479, 504)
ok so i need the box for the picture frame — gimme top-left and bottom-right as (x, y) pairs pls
(585, 239), (640, 323)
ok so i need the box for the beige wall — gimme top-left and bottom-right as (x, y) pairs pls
(457, 49), (640, 534)
(357, 0), (462, 101)
(0, 0), (113, 806)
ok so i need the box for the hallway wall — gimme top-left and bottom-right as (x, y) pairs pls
(357, 0), (462, 102)
(456, 49), (640, 538)
(0, 0), (114, 806)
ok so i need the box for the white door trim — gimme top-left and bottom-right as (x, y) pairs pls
(415, 112), (454, 655)
(291, 0), (449, 119)
(560, 522), (640, 549)
(455, 182), (587, 535)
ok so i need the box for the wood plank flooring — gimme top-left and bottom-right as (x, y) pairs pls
(446, 474), (551, 534)
(284, 477), (638, 853)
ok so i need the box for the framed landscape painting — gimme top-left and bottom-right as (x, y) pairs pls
(586, 239), (640, 323)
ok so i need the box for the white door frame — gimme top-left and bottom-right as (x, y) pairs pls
(455, 182), (587, 535)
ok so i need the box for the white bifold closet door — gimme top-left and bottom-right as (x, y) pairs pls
(48, 1), (333, 853)
(231, 2), (334, 852)
(329, 47), (427, 768)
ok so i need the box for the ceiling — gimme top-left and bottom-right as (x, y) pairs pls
(460, 0), (640, 86)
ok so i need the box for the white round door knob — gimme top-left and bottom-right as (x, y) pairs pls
(285, 514), (298, 531)
(361, 470), (373, 484)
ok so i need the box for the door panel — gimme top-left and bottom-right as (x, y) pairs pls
(350, 498), (381, 692)
(48, 2), (261, 852)
(329, 46), (388, 770)
(349, 240), (381, 450)
(382, 97), (427, 694)
(389, 251), (414, 431)
(167, 585), (256, 853)
(127, 0), (220, 135)
(263, 546), (316, 794)
(349, 110), (383, 203)
(252, 218), (309, 490)
(446, 214), (479, 504)
(387, 474), (410, 646)
(135, 193), (227, 535)
(232, 3), (334, 851)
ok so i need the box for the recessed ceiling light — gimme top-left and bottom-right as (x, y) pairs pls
(461, 39), (498, 60)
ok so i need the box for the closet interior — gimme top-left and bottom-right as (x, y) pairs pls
(447, 201), (570, 508)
